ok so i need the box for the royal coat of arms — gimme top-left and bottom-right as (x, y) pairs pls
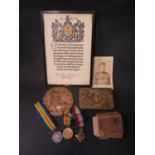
(52, 15), (84, 42)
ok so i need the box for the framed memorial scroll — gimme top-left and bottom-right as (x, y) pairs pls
(41, 11), (95, 85)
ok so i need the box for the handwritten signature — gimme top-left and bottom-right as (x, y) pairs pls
(56, 73), (79, 80)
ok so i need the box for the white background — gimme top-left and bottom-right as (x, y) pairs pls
(0, 0), (155, 154)
(0, 0), (19, 155)
(135, 0), (155, 155)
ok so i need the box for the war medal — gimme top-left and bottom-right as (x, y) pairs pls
(72, 105), (86, 143)
(51, 131), (63, 143)
(34, 102), (63, 143)
(63, 127), (73, 140)
(75, 128), (86, 143)
(62, 112), (73, 140)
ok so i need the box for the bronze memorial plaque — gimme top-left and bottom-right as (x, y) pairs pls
(43, 87), (73, 116)
(79, 88), (114, 109)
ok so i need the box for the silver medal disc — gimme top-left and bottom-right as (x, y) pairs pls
(51, 131), (63, 143)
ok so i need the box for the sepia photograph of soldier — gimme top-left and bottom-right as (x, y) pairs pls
(94, 62), (111, 85)
(93, 57), (113, 88)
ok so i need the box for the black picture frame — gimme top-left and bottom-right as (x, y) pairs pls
(41, 10), (95, 86)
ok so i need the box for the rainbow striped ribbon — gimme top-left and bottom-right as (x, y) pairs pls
(34, 102), (56, 132)
(72, 105), (84, 128)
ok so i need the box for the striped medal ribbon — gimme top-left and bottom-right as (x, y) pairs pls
(72, 105), (86, 143)
(63, 112), (72, 126)
(62, 112), (74, 140)
(34, 102), (63, 143)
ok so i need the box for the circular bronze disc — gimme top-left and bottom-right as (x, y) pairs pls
(43, 87), (73, 116)
(63, 128), (73, 140)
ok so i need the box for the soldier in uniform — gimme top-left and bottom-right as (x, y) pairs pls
(94, 62), (111, 85)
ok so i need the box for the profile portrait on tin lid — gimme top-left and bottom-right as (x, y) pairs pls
(92, 56), (114, 89)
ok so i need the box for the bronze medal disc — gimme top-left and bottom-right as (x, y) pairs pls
(63, 127), (73, 140)
(43, 87), (73, 116)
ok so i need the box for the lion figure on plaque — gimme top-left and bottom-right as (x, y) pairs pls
(52, 15), (84, 42)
